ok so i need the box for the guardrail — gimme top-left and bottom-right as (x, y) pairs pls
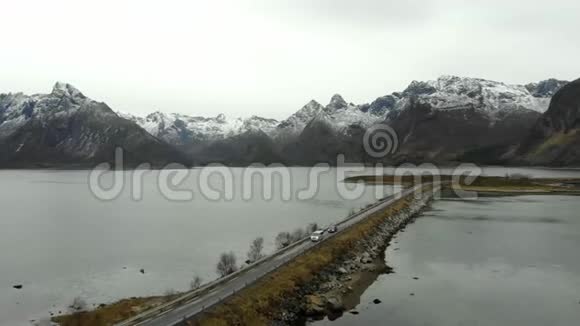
(116, 184), (435, 326)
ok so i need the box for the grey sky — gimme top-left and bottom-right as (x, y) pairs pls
(1, 0), (578, 120)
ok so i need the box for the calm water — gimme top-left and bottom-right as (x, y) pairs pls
(0, 167), (394, 326)
(312, 194), (580, 326)
(1, 166), (579, 325)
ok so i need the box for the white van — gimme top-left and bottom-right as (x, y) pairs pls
(310, 230), (324, 242)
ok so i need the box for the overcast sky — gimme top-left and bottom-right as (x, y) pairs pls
(1, 0), (579, 120)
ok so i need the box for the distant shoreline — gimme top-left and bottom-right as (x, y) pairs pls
(1, 164), (580, 171)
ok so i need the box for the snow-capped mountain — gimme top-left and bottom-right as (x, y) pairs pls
(395, 75), (560, 116)
(121, 93), (380, 148)
(119, 75), (564, 152)
(278, 94), (380, 134)
(0, 82), (91, 139)
(515, 78), (580, 166)
(111, 75), (569, 165)
(525, 79), (569, 98)
(276, 100), (324, 134)
(0, 75), (570, 167)
(381, 76), (567, 163)
(0, 83), (188, 167)
(119, 111), (279, 147)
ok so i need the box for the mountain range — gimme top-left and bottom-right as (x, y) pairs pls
(1, 76), (578, 168)
(513, 78), (580, 166)
(0, 83), (188, 168)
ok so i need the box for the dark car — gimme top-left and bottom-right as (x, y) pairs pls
(328, 225), (338, 233)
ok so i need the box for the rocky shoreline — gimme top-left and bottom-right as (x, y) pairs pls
(273, 193), (434, 325)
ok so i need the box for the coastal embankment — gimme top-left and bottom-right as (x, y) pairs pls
(194, 184), (438, 325)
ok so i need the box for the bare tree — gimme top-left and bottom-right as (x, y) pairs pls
(190, 274), (203, 290)
(275, 231), (292, 249)
(290, 228), (306, 242)
(306, 223), (319, 234)
(216, 251), (238, 277)
(247, 237), (265, 263)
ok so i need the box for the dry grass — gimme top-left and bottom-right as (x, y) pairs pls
(52, 296), (175, 326)
(55, 186), (430, 326)
(532, 129), (579, 156)
(194, 189), (424, 326)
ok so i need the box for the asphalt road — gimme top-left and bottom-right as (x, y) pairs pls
(133, 186), (422, 326)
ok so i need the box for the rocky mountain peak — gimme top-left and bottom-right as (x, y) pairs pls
(304, 100), (323, 111)
(327, 94), (348, 110)
(402, 80), (437, 97)
(361, 95), (399, 116)
(146, 111), (169, 122)
(294, 100), (324, 118)
(538, 78), (580, 132)
(275, 100), (323, 131)
(305, 99), (320, 106)
(526, 79), (568, 98)
(516, 78), (580, 166)
(51, 82), (86, 99)
(216, 113), (227, 123)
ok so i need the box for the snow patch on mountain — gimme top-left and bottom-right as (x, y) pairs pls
(3, 76), (563, 155)
(51, 82), (86, 100)
(277, 95), (380, 137)
(0, 82), (103, 139)
(119, 111), (279, 145)
(124, 76), (564, 147)
(324, 100), (378, 131)
(326, 94), (348, 111)
(401, 76), (560, 120)
(276, 100), (324, 133)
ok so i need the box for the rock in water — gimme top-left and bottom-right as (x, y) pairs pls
(305, 295), (326, 316)
(326, 296), (345, 312)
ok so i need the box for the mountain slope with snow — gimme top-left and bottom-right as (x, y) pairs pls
(276, 94), (381, 139)
(120, 111), (279, 147)
(0, 76), (569, 167)
(279, 76), (567, 164)
(113, 75), (568, 165)
(379, 76), (567, 163)
(395, 75), (561, 117)
(515, 78), (580, 166)
(0, 83), (189, 167)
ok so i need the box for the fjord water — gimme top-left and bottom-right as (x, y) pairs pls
(312, 194), (580, 326)
(0, 167), (394, 326)
(1, 167), (579, 325)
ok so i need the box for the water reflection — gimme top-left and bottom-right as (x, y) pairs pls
(311, 195), (580, 326)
